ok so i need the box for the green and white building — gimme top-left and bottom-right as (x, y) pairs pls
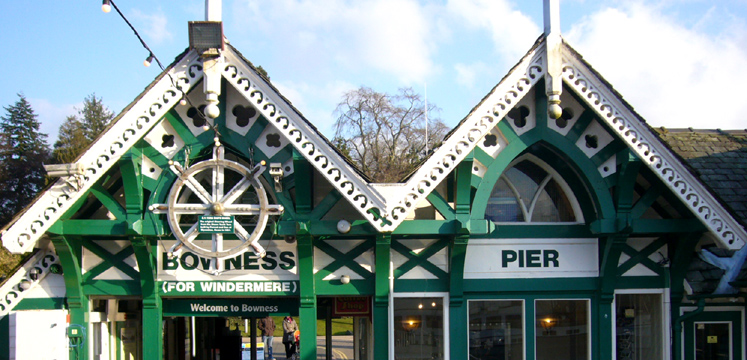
(3, 1), (747, 359)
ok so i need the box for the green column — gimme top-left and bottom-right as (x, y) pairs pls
(51, 236), (89, 360)
(449, 234), (468, 360)
(132, 237), (162, 359)
(297, 226), (317, 360)
(374, 233), (391, 359)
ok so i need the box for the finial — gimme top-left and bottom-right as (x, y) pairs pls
(544, 0), (563, 120)
(205, 0), (222, 22)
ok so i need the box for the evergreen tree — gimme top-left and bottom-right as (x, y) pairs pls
(52, 115), (88, 164)
(78, 93), (114, 142)
(0, 94), (50, 225)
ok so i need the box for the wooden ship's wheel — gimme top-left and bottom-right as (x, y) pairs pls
(151, 145), (283, 271)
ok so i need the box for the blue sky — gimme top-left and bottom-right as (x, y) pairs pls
(2, 0), (747, 143)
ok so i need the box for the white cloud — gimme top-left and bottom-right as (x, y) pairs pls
(272, 79), (357, 137)
(447, 0), (541, 60)
(566, 2), (747, 130)
(454, 62), (491, 89)
(131, 8), (173, 45)
(229, 0), (436, 83)
(27, 98), (79, 142)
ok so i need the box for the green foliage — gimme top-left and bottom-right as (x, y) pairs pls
(78, 93), (114, 143)
(52, 115), (88, 164)
(51, 93), (114, 164)
(0, 94), (50, 226)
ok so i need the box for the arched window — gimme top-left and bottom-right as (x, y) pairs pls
(485, 155), (582, 223)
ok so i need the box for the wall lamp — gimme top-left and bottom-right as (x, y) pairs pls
(102, 0), (111, 13)
(340, 275), (350, 284)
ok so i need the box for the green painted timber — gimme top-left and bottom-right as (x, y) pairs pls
(293, 149), (313, 215)
(314, 238), (374, 281)
(51, 235), (89, 360)
(374, 234), (391, 360)
(297, 227), (317, 360)
(14, 297), (66, 310)
(392, 238), (449, 280)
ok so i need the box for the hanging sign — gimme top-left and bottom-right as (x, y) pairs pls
(163, 298), (299, 317)
(333, 297), (371, 316)
(198, 215), (235, 233)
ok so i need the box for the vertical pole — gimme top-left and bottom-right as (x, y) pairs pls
(374, 234), (391, 359)
(51, 236), (89, 360)
(297, 225), (317, 360)
(133, 237), (163, 360)
(205, 0), (222, 22)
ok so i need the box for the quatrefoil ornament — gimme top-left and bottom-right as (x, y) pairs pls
(150, 145), (283, 268)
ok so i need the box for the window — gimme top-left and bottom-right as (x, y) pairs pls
(394, 297), (444, 360)
(535, 299), (589, 360)
(616, 294), (663, 360)
(469, 300), (524, 360)
(485, 156), (580, 223)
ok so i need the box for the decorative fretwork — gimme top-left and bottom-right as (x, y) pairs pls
(1, 51), (204, 254)
(0, 249), (60, 317)
(561, 49), (746, 249)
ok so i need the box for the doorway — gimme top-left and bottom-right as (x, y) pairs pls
(684, 310), (743, 360)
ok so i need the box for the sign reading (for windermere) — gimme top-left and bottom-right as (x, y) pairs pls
(159, 280), (298, 296)
(198, 215), (235, 233)
(163, 298), (298, 317)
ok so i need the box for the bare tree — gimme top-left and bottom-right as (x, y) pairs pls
(333, 87), (447, 183)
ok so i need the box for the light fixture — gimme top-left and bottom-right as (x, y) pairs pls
(418, 303), (423, 309)
(402, 317), (420, 332)
(431, 301), (436, 307)
(337, 220), (351, 234)
(541, 317), (557, 331)
(29, 268), (40, 281)
(19, 280), (31, 291)
(144, 53), (155, 67)
(102, 0), (111, 13)
(340, 275), (350, 284)
(188, 21), (224, 57)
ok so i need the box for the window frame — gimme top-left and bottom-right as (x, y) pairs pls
(613, 289), (670, 360)
(533, 298), (592, 360)
(391, 292), (450, 360)
(487, 154), (584, 225)
(467, 298), (527, 360)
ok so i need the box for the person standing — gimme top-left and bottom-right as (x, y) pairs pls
(282, 316), (299, 359)
(258, 316), (276, 360)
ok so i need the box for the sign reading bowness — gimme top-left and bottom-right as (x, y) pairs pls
(163, 298), (299, 317)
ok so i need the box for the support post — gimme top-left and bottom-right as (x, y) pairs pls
(132, 237), (162, 360)
(374, 233), (391, 359)
(51, 235), (89, 360)
(296, 224), (317, 360)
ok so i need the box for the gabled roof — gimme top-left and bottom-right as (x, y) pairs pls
(654, 128), (747, 227)
(3, 33), (747, 254)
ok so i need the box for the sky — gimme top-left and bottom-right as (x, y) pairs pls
(1, 0), (747, 144)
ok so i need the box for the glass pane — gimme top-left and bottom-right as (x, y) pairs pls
(532, 179), (575, 222)
(511, 161), (547, 210)
(696, 323), (731, 360)
(486, 176), (524, 222)
(394, 298), (444, 360)
(536, 300), (589, 360)
(469, 300), (524, 360)
(616, 294), (663, 360)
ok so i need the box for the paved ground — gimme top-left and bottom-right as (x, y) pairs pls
(244, 335), (355, 360)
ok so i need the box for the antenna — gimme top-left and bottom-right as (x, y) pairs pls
(424, 83), (429, 156)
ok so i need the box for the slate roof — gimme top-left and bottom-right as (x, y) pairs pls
(653, 128), (747, 228)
